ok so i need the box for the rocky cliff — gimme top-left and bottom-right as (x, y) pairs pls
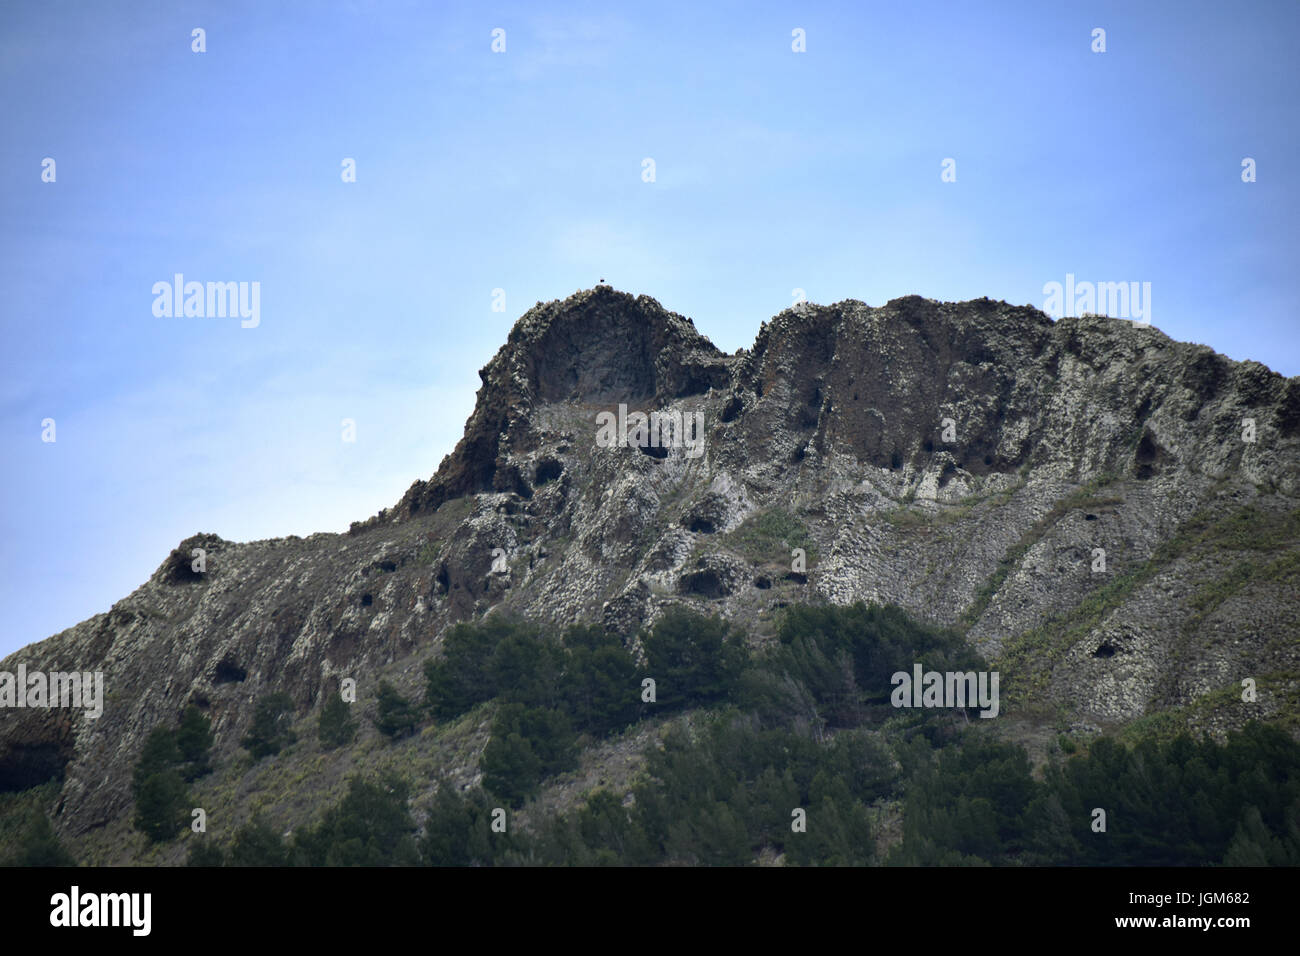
(3, 285), (1298, 861)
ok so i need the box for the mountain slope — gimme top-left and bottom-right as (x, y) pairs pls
(3, 285), (1298, 861)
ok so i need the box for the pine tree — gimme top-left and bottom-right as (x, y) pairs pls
(186, 840), (225, 867)
(375, 681), (418, 740)
(303, 775), (419, 866)
(228, 817), (289, 866)
(481, 731), (544, 806)
(640, 608), (747, 710)
(133, 769), (189, 843)
(319, 688), (357, 748)
(241, 692), (297, 758)
(175, 705), (214, 781)
(420, 784), (498, 866)
(563, 626), (639, 735)
(132, 724), (191, 843)
(132, 726), (181, 790)
(9, 814), (76, 866)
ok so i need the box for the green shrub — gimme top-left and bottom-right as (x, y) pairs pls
(374, 681), (419, 740)
(490, 630), (566, 709)
(133, 768), (190, 844)
(292, 774), (418, 866)
(420, 784), (511, 866)
(2, 813), (75, 866)
(424, 616), (532, 719)
(562, 625), (639, 735)
(175, 705), (214, 781)
(228, 816), (290, 866)
(640, 607), (747, 710)
(242, 692), (297, 758)
(132, 725), (191, 843)
(186, 840), (225, 867)
(480, 703), (578, 806)
(319, 687), (358, 748)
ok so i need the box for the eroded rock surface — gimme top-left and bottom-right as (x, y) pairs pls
(3, 286), (1297, 851)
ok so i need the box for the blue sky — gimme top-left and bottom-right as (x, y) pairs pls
(2, 0), (1297, 658)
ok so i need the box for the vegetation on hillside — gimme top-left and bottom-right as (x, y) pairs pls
(8, 601), (1294, 867)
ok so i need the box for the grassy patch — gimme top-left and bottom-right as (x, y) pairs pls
(886, 502), (974, 529)
(1117, 683), (1254, 746)
(997, 502), (1300, 710)
(885, 507), (933, 529)
(1179, 555), (1300, 633)
(962, 476), (1124, 629)
(724, 507), (815, 563)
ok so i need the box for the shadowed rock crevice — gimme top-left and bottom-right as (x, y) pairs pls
(0, 742), (69, 794)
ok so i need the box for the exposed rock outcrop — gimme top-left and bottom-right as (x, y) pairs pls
(3, 287), (1297, 857)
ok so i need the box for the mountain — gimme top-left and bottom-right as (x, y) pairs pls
(3, 285), (1298, 864)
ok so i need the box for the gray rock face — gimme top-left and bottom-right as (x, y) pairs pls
(3, 287), (1298, 845)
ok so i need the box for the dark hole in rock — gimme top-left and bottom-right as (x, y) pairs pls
(890, 450), (903, 470)
(639, 442), (669, 459)
(791, 445), (806, 463)
(1133, 430), (1165, 480)
(165, 551), (204, 585)
(983, 455), (994, 466)
(785, 571), (808, 585)
(754, 575), (772, 589)
(535, 459), (563, 485)
(720, 397), (743, 423)
(0, 743), (68, 794)
(436, 565), (450, 595)
(687, 517), (715, 534)
(679, 569), (726, 598)
(1084, 513), (1098, 521)
(1093, 644), (1117, 659)
(852, 392), (859, 401)
(923, 440), (934, 454)
(361, 593), (373, 607)
(938, 462), (958, 488)
(379, 560), (397, 573)
(214, 659), (247, 684)
(773, 600), (789, 610)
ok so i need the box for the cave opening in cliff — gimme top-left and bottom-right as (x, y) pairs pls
(0, 743), (68, 795)
(214, 658), (247, 684)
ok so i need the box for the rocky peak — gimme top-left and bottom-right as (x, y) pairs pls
(501, 285), (727, 404)
(6, 290), (1298, 855)
(381, 287), (731, 523)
